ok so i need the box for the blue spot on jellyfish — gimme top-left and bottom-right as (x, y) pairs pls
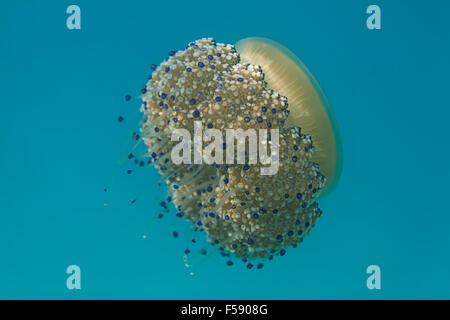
(135, 37), (343, 264)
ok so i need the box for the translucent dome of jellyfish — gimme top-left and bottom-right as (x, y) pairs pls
(138, 37), (342, 263)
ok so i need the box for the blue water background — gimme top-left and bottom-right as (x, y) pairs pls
(1, 0), (449, 299)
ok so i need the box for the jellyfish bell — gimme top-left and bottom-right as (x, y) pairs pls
(235, 37), (343, 197)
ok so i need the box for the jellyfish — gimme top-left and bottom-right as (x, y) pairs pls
(137, 37), (342, 263)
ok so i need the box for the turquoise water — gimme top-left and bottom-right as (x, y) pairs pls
(1, 0), (449, 299)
